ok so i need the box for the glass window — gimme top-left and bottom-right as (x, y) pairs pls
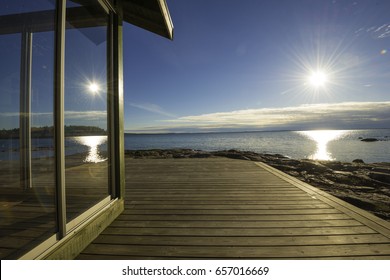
(0, 0), (55, 16)
(64, 0), (110, 223)
(0, 0), (55, 259)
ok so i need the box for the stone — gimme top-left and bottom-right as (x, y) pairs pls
(367, 172), (390, 184)
(360, 138), (379, 142)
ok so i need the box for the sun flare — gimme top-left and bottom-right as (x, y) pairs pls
(88, 82), (100, 94)
(298, 130), (347, 160)
(308, 71), (328, 88)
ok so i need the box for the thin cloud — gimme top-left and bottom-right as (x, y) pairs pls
(128, 101), (390, 132)
(0, 111), (107, 129)
(361, 23), (390, 39)
(0, 112), (52, 117)
(375, 23), (390, 39)
(129, 102), (176, 118)
(183, 102), (389, 123)
(65, 110), (106, 120)
(0, 111), (107, 120)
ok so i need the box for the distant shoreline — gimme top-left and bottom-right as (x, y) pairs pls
(124, 129), (295, 136)
(124, 127), (390, 135)
(0, 125), (106, 139)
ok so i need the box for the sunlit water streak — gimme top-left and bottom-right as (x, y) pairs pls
(297, 130), (349, 160)
(71, 136), (107, 163)
(1, 129), (388, 163)
(124, 129), (390, 163)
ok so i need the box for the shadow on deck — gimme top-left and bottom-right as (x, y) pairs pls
(77, 157), (390, 259)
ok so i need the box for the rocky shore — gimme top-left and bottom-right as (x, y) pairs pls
(125, 149), (390, 221)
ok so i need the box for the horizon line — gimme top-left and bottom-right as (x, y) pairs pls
(124, 127), (390, 135)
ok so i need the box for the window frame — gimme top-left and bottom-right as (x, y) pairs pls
(18, 0), (123, 259)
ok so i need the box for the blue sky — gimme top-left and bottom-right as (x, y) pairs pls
(0, 0), (388, 132)
(123, 0), (390, 133)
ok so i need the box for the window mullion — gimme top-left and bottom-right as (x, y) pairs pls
(54, 0), (66, 239)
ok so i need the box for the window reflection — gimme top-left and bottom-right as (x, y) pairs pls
(71, 136), (107, 163)
(0, 0), (56, 259)
(64, 0), (109, 223)
(0, 0), (112, 259)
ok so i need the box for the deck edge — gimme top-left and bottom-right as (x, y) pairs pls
(42, 199), (124, 259)
(254, 161), (390, 239)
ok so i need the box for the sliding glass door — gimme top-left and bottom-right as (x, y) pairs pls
(64, 0), (110, 225)
(0, 0), (56, 259)
(0, 0), (114, 259)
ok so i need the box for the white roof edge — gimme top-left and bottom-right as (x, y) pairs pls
(157, 0), (174, 40)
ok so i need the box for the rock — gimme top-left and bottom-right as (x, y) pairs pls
(213, 151), (249, 160)
(367, 172), (390, 184)
(268, 163), (298, 173)
(297, 160), (331, 174)
(189, 153), (211, 158)
(281, 159), (301, 165)
(352, 159), (365, 164)
(361, 138), (379, 142)
(172, 153), (187, 158)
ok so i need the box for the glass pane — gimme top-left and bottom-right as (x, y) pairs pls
(65, 0), (109, 223)
(0, 0), (55, 16)
(0, 1), (55, 259)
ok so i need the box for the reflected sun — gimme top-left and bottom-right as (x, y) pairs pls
(88, 82), (100, 94)
(298, 130), (347, 160)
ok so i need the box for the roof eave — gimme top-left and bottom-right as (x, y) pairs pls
(122, 0), (174, 40)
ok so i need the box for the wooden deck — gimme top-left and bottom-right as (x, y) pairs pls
(77, 157), (390, 259)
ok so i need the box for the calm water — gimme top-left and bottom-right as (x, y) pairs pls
(0, 136), (108, 163)
(125, 129), (390, 163)
(1, 129), (389, 163)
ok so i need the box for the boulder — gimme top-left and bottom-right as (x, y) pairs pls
(360, 138), (378, 142)
(297, 160), (331, 174)
(367, 172), (390, 184)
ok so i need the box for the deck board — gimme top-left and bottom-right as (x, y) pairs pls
(77, 157), (390, 259)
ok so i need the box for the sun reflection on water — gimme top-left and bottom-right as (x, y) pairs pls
(72, 135), (107, 163)
(298, 130), (348, 161)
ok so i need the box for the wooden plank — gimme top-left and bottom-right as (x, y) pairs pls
(121, 209), (342, 215)
(129, 184), (298, 188)
(93, 233), (390, 247)
(115, 213), (352, 221)
(128, 193), (310, 197)
(126, 200), (327, 205)
(103, 226), (376, 236)
(80, 243), (390, 258)
(77, 253), (390, 260)
(0, 248), (14, 259)
(76, 253), (145, 260)
(110, 219), (362, 228)
(128, 203), (332, 210)
(128, 190), (305, 194)
(127, 197), (323, 201)
(298, 255), (390, 260)
(0, 236), (33, 249)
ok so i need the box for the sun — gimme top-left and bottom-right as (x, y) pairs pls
(87, 82), (100, 94)
(308, 70), (328, 88)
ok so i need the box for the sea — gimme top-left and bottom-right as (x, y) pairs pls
(125, 129), (390, 163)
(0, 129), (389, 163)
